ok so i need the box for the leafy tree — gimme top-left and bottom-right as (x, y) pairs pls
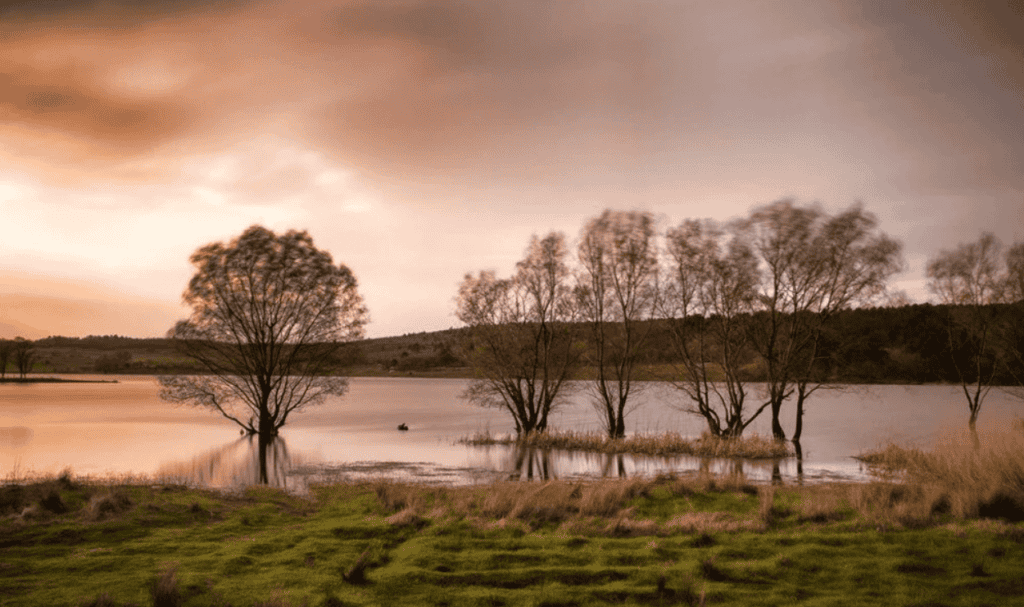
(577, 210), (659, 438)
(926, 232), (1011, 435)
(742, 201), (902, 441)
(13, 337), (34, 379)
(94, 350), (132, 373)
(661, 218), (765, 437)
(0, 339), (11, 379)
(456, 233), (582, 435)
(159, 225), (367, 443)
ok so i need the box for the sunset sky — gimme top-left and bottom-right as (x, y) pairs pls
(1, 0), (1022, 339)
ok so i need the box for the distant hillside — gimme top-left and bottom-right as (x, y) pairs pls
(7, 302), (1024, 385)
(19, 330), (469, 376)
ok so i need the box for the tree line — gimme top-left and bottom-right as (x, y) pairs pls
(5, 214), (1020, 463)
(456, 200), (1024, 445)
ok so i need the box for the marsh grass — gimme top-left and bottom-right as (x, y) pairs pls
(856, 427), (1024, 522)
(460, 428), (793, 458)
(4, 462), (1024, 606)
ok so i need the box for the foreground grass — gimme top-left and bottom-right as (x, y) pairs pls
(4, 456), (1024, 607)
(459, 429), (793, 459)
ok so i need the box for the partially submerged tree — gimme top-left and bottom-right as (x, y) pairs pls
(743, 201), (902, 441)
(577, 210), (659, 438)
(662, 218), (765, 437)
(160, 225), (367, 442)
(927, 233), (1018, 427)
(456, 232), (582, 435)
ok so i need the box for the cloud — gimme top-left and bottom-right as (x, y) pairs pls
(0, 0), (659, 186)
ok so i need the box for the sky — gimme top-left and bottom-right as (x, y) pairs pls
(1, 0), (1022, 340)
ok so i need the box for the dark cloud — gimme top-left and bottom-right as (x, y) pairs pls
(837, 1), (1024, 193)
(0, 67), (191, 148)
(302, 1), (656, 180)
(0, 0), (237, 23)
(0, 0), (656, 184)
(0, 0), (1020, 204)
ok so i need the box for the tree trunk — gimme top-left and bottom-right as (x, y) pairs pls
(771, 399), (786, 441)
(792, 384), (806, 444)
(968, 411), (980, 449)
(256, 435), (270, 484)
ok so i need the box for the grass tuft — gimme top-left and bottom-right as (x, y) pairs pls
(150, 565), (182, 607)
(87, 489), (133, 521)
(459, 429), (792, 459)
(698, 555), (729, 582)
(343, 550), (372, 585)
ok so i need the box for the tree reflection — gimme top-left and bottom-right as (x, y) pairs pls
(600, 453), (627, 478)
(507, 443), (555, 480)
(157, 434), (297, 490)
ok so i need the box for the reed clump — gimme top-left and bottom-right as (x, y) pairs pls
(460, 429), (792, 459)
(854, 426), (1024, 523)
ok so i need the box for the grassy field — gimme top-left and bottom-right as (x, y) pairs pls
(3, 430), (1024, 607)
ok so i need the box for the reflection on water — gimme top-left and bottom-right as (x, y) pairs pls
(0, 427), (33, 449)
(463, 441), (792, 484)
(156, 435), (307, 491)
(153, 434), (804, 492)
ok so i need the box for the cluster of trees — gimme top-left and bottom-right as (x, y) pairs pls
(457, 200), (1023, 445)
(0, 337), (36, 380)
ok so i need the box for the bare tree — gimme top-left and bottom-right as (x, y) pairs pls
(13, 337), (34, 379)
(743, 201), (902, 441)
(662, 219), (766, 437)
(159, 225), (367, 443)
(456, 232), (582, 435)
(926, 232), (1006, 436)
(576, 210), (659, 438)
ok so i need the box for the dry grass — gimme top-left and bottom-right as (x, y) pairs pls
(854, 443), (928, 478)
(366, 475), (773, 537)
(369, 477), (661, 532)
(793, 484), (850, 524)
(87, 489), (133, 521)
(849, 426), (1024, 526)
(460, 429), (792, 459)
(664, 511), (761, 534)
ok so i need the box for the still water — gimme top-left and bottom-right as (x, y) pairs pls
(1, 376), (1021, 491)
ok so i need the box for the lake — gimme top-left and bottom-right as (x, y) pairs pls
(1, 376), (1021, 491)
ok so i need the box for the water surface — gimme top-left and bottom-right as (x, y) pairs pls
(1, 376), (1020, 490)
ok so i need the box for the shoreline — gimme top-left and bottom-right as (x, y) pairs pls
(5, 368), (1007, 387)
(0, 377), (118, 384)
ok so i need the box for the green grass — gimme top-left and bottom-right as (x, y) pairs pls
(3, 463), (1024, 607)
